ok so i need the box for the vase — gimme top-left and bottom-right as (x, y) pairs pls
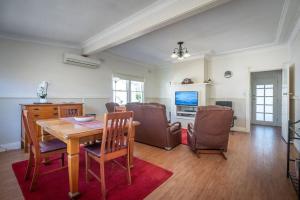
(39, 98), (47, 103)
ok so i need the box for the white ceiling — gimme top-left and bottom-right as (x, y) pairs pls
(1, 0), (299, 67)
(107, 0), (300, 66)
(0, 0), (157, 47)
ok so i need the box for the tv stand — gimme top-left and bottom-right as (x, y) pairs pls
(170, 83), (212, 128)
(176, 106), (197, 119)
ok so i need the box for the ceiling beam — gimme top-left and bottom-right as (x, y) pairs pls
(82, 0), (231, 55)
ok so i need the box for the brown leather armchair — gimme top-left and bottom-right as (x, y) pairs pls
(105, 102), (119, 113)
(187, 105), (233, 159)
(126, 103), (181, 150)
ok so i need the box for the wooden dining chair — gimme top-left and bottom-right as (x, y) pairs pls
(114, 106), (126, 112)
(84, 111), (134, 200)
(22, 110), (67, 191)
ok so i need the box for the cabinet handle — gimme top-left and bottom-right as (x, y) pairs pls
(53, 108), (58, 110)
(33, 108), (39, 110)
(34, 114), (40, 117)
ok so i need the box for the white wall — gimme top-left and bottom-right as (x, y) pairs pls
(152, 45), (289, 132)
(150, 58), (205, 114)
(0, 38), (155, 149)
(0, 38), (155, 98)
(289, 29), (300, 150)
(208, 45), (289, 131)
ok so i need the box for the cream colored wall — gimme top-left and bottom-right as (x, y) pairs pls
(0, 38), (155, 149)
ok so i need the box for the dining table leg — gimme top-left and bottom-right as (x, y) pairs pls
(129, 126), (136, 168)
(67, 138), (80, 199)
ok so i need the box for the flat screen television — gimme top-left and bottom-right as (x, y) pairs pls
(175, 91), (198, 106)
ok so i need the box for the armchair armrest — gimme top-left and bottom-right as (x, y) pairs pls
(187, 123), (194, 135)
(168, 122), (181, 133)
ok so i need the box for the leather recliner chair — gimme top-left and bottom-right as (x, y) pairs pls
(105, 102), (119, 113)
(187, 105), (233, 159)
(126, 103), (181, 150)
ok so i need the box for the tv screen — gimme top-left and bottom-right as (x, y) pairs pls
(175, 91), (198, 106)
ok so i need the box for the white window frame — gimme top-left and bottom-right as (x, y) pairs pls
(112, 75), (144, 105)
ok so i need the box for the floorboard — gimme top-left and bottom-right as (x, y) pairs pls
(0, 125), (297, 200)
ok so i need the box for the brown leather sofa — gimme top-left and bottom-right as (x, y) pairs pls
(187, 105), (233, 159)
(105, 102), (119, 113)
(126, 103), (182, 150)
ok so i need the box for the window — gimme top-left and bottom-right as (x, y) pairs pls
(112, 76), (144, 105)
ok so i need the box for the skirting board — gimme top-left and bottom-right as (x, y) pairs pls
(231, 126), (249, 133)
(0, 142), (20, 152)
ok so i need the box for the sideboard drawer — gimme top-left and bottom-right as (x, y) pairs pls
(28, 106), (59, 119)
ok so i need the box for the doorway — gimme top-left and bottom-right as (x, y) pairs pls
(251, 70), (282, 126)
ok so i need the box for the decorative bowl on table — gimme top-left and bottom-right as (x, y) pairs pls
(74, 116), (95, 122)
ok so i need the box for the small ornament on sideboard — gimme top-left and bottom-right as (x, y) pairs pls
(37, 81), (48, 103)
(181, 78), (194, 84)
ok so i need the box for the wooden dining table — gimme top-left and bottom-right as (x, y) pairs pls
(36, 117), (139, 199)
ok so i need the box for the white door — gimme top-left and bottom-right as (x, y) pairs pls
(281, 65), (290, 142)
(251, 70), (282, 126)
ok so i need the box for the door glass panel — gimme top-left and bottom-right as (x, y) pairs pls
(265, 105), (273, 113)
(265, 84), (273, 88)
(256, 113), (264, 121)
(255, 84), (274, 123)
(265, 114), (273, 122)
(256, 85), (264, 89)
(256, 105), (264, 112)
(256, 97), (264, 104)
(265, 89), (273, 96)
(265, 97), (273, 105)
(256, 89), (264, 96)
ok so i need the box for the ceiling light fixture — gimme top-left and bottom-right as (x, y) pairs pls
(171, 41), (190, 60)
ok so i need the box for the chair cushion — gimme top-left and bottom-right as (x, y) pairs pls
(84, 143), (102, 157)
(39, 139), (67, 153)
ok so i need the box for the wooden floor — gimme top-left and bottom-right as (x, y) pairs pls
(0, 125), (297, 200)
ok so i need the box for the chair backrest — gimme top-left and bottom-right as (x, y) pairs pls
(193, 105), (233, 150)
(114, 106), (126, 112)
(22, 110), (41, 155)
(101, 111), (133, 154)
(125, 103), (169, 147)
(105, 102), (120, 113)
(59, 105), (81, 117)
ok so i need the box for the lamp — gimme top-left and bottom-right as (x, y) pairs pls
(170, 41), (190, 60)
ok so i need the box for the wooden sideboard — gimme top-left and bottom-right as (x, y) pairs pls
(20, 103), (83, 152)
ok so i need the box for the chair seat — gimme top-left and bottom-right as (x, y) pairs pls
(39, 139), (66, 153)
(84, 143), (102, 157)
(84, 142), (127, 157)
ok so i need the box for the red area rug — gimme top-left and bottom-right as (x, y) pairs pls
(182, 128), (187, 145)
(12, 149), (173, 200)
